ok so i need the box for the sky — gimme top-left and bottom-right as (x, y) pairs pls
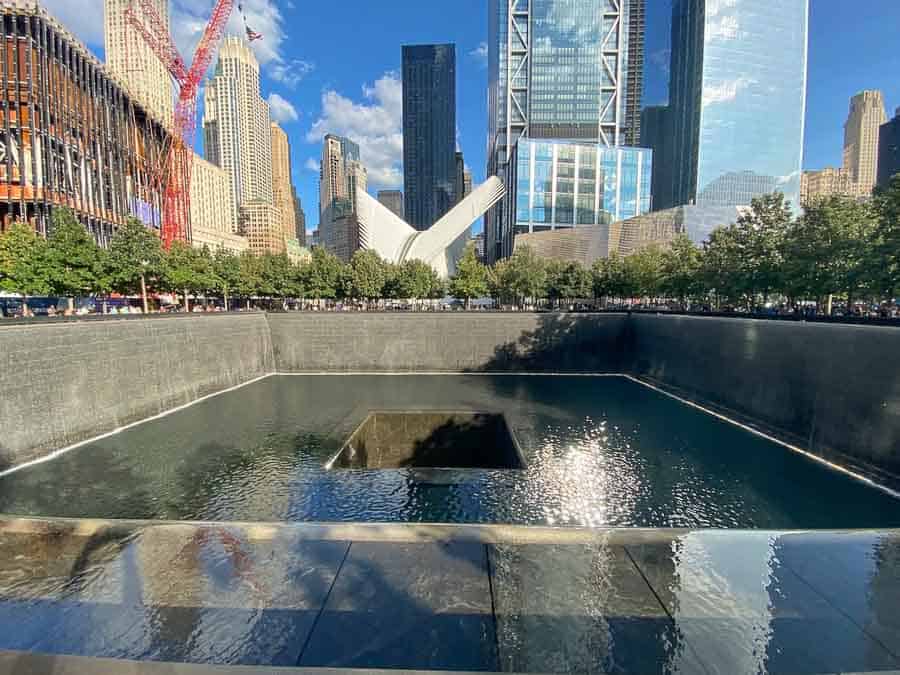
(38, 0), (900, 235)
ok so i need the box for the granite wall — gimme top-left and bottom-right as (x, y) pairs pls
(629, 314), (900, 476)
(266, 312), (631, 373)
(0, 314), (274, 470)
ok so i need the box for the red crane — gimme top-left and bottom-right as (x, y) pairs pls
(125, 0), (235, 248)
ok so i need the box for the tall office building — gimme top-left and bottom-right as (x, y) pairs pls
(843, 91), (887, 197)
(402, 44), (457, 230)
(190, 155), (248, 253)
(454, 152), (466, 205)
(640, 105), (673, 211)
(485, 0), (644, 261)
(665, 0), (808, 211)
(377, 190), (405, 219)
(319, 134), (367, 261)
(878, 108), (900, 190)
(271, 122), (297, 245)
(622, 0), (646, 147)
(203, 37), (279, 253)
(293, 187), (306, 246)
(104, 0), (173, 124)
(800, 167), (853, 205)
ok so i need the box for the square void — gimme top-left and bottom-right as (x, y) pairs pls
(329, 411), (526, 470)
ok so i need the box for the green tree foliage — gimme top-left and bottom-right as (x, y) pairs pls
(236, 251), (263, 303)
(393, 259), (443, 301)
(732, 193), (792, 307)
(591, 253), (627, 302)
(301, 246), (344, 300)
(213, 248), (241, 309)
(0, 222), (52, 298)
(46, 208), (100, 302)
(348, 249), (388, 302)
(499, 245), (547, 305)
(624, 245), (665, 300)
(874, 174), (900, 297)
(546, 259), (592, 306)
(161, 241), (215, 310)
(106, 218), (163, 296)
(661, 234), (703, 307)
(448, 244), (488, 307)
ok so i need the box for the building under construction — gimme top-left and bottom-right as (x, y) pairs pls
(0, 2), (169, 244)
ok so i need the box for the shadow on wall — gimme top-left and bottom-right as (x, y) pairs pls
(470, 313), (633, 373)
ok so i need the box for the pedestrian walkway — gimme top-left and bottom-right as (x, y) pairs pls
(0, 518), (898, 673)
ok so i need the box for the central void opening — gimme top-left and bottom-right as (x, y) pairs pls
(331, 411), (526, 470)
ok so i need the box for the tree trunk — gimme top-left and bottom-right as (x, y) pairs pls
(140, 274), (149, 314)
(102, 298), (108, 315)
(846, 288), (854, 316)
(826, 294), (833, 316)
(67, 297), (74, 313)
(184, 288), (190, 313)
(246, 299), (251, 311)
(224, 289), (230, 312)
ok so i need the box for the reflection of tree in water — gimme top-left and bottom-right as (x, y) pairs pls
(868, 535), (900, 658)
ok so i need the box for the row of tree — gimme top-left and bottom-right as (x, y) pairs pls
(2, 176), (899, 314)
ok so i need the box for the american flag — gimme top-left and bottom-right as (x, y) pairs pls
(245, 26), (263, 42)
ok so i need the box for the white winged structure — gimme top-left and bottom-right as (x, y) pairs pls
(356, 176), (505, 278)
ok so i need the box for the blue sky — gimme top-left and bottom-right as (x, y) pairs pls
(42, 1), (900, 234)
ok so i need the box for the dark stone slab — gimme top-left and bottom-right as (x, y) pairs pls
(626, 532), (900, 673)
(488, 542), (707, 673)
(331, 411), (525, 470)
(299, 541), (497, 670)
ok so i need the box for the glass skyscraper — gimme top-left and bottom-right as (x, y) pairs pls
(402, 44), (457, 231)
(511, 140), (651, 234)
(486, 0), (645, 262)
(667, 0), (808, 211)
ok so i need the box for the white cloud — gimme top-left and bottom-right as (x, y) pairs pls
(305, 158), (320, 172)
(268, 92), (299, 123)
(38, 0), (104, 46)
(469, 42), (488, 66)
(702, 76), (755, 106)
(306, 72), (403, 191)
(269, 59), (315, 88)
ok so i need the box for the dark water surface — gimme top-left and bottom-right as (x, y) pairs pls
(1, 375), (898, 527)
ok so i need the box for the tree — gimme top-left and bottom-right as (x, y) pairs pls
(660, 234), (703, 308)
(213, 248), (241, 311)
(448, 244), (488, 308)
(624, 245), (665, 300)
(0, 222), (51, 312)
(46, 208), (100, 310)
(701, 225), (744, 310)
(500, 245), (547, 307)
(393, 259), (443, 305)
(260, 252), (295, 307)
(236, 251), (263, 308)
(162, 241), (210, 312)
(732, 193), (793, 309)
(348, 249), (388, 305)
(546, 260), (591, 307)
(785, 195), (879, 312)
(592, 253), (628, 304)
(301, 246), (345, 301)
(874, 174), (900, 299)
(106, 218), (163, 313)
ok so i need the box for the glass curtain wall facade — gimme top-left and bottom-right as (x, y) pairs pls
(669, 0), (808, 211)
(486, 0), (638, 262)
(402, 44), (456, 231)
(511, 140), (651, 235)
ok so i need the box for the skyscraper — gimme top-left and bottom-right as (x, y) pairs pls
(293, 187), (307, 246)
(640, 105), (673, 211)
(666, 0), (808, 211)
(485, 0), (644, 261)
(203, 37), (279, 253)
(878, 108), (900, 190)
(319, 134), (367, 261)
(455, 152), (466, 205)
(104, 0), (173, 124)
(800, 167), (853, 205)
(402, 44), (457, 230)
(843, 91), (887, 197)
(271, 122), (297, 245)
(622, 0), (646, 147)
(377, 190), (405, 219)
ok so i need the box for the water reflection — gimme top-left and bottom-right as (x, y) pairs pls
(0, 376), (898, 528)
(1, 522), (899, 671)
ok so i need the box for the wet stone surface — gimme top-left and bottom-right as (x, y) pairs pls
(1, 520), (900, 673)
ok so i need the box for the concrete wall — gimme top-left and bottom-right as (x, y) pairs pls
(0, 314), (274, 470)
(630, 314), (900, 476)
(267, 313), (631, 373)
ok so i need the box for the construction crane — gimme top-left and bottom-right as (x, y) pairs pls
(124, 0), (235, 248)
